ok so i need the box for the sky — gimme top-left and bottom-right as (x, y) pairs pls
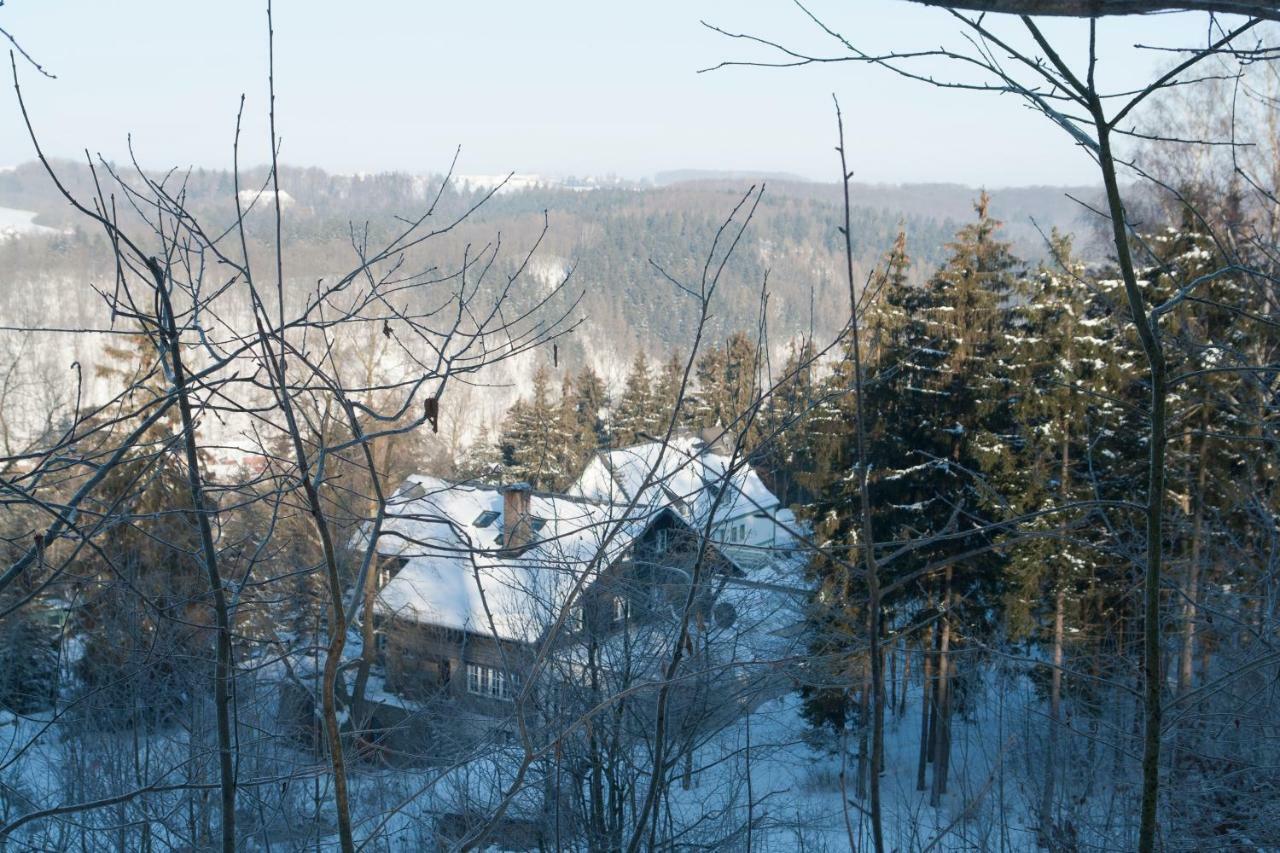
(0, 1), (1233, 186)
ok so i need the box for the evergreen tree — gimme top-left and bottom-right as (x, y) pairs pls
(74, 335), (211, 726)
(651, 352), (688, 434)
(457, 425), (505, 483)
(0, 600), (60, 714)
(687, 333), (762, 449)
(611, 350), (657, 447)
(570, 367), (610, 451)
(503, 365), (563, 489)
(801, 198), (1021, 802)
(723, 331), (762, 435)
(758, 337), (824, 507)
(999, 232), (1135, 834)
(687, 344), (724, 431)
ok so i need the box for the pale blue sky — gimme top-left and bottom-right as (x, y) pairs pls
(1, 1), (1226, 185)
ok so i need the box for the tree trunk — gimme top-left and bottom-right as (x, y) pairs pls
(905, 0), (1280, 20)
(899, 639), (911, 718)
(1093, 114), (1168, 853)
(1040, 584), (1066, 845)
(931, 567), (954, 807)
(1178, 423), (1209, 696)
(875, 640), (885, 775)
(835, 102), (885, 853)
(857, 667), (870, 799)
(917, 631), (934, 792)
(889, 639), (898, 713)
(154, 265), (236, 853)
(927, 619), (941, 766)
(348, 554), (380, 741)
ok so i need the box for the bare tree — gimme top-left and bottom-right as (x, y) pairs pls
(904, 0), (1280, 18)
(706, 5), (1279, 851)
(0, 3), (580, 844)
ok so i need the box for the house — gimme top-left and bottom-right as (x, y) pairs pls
(570, 435), (802, 565)
(363, 435), (807, 742)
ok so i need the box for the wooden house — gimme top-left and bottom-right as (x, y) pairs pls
(366, 436), (807, 731)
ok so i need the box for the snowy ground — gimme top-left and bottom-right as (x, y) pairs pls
(3, 671), (1058, 851)
(0, 206), (61, 240)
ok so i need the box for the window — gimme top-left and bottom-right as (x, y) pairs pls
(374, 632), (388, 653)
(529, 517), (547, 534)
(438, 659), (451, 686)
(474, 510), (500, 528)
(568, 605), (584, 633)
(466, 663), (518, 700)
(613, 595), (629, 623)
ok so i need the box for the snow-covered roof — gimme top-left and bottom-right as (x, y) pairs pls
(371, 439), (806, 645)
(371, 476), (652, 643)
(570, 436), (798, 567)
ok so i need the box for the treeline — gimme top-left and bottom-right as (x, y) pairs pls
(484, 188), (1279, 839)
(464, 332), (768, 490)
(4, 160), (1076, 369)
(788, 193), (1276, 839)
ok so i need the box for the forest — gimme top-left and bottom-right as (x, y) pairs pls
(2, 2), (1280, 852)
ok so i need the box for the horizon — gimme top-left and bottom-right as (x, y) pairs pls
(1, 1), (1222, 187)
(0, 158), (1102, 193)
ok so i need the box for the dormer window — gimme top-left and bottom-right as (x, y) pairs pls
(474, 510), (500, 528)
(529, 517), (547, 534)
(400, 482), (427, 502)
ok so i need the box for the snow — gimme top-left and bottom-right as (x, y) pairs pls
(235, 188), (296, 210)
(371, 440), (806, 643)
(372, 477), (650, 642)
(0, 206), (62, 241)
(456, 174), (545, 194)
(570, 437), (796, 561)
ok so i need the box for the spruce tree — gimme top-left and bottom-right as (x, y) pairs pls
(570, 367), (610, 451)
(1000, 232), (1132, 836)
(801, 198), (1021, 801)
(458, 425), (505, 483)
(498, 366), (562, 489)
(74, 335), (210, 726)
(758, 337), (823, 506)
(689, 345), (727, 430)
(611, 350), (657, 447)
(651, 352), (687, 434)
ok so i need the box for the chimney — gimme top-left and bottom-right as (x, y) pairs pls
(501, 482), (534, 554)
(699, 425), (731, 455)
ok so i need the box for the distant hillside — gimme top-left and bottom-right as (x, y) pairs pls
(653, 169), (813, 185)
(0, 161), (1105, 381)
(656, 176), (1105, 259)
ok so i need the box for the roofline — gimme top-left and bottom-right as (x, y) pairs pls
(404, 474), (616, 508)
